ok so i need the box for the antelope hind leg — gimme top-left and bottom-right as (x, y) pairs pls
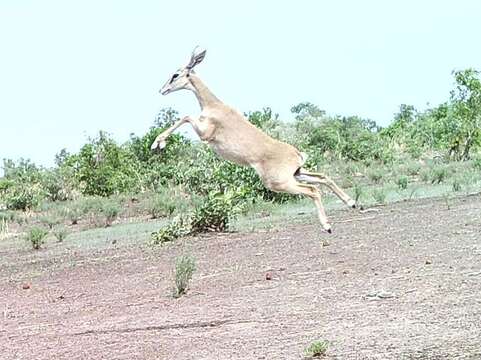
(295, 169), (356, 208)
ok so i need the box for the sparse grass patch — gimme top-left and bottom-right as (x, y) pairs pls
(173, 255), (196, 298)
(39, 214), (61, 230)
(372, 188), (387, 204)
(102, 200), (121, 227)
(406, 161), (421, 176)
(0, 217), (9, 238)
(352, 183), (365, 203)
(452, 177), (462, 192)
(473, 156), (481, 171)
(420, 168), (431, 183)
(59, 205), (82, 225)
(430, 166), (448, 184)
(367, 168), (385, 184)
(396, 175), (409, 190)
(147, 191), (178, 219)
(26, 226), (49, 250)
(53, 225), (69, 242)
(0, 210), (16, 223)
(304, 339), (329, 358)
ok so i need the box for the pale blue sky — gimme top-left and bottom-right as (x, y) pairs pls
(1, 0), (481, 170)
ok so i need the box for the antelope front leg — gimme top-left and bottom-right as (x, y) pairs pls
(151, 117), (189, 150)
(151, 116), (215, 151)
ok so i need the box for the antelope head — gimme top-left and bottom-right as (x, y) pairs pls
(159, 48), (206, 95)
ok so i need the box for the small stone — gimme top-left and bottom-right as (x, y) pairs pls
(22, 283), (30, 290)
(425, 259), (432, 265)
(265, 272), (273, 280)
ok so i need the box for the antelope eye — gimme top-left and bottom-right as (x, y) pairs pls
(170, 73), (179, 83)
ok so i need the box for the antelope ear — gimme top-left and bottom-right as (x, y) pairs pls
(186, 49), (206, 70)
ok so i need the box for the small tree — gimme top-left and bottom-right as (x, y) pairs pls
(449, 69), (481, 160)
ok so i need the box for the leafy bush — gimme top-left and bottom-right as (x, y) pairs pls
(396, 175), (409, 190)
(59, 205), (82, 225)
(452, 178), (462, 192)
(190, 191), (244, 233)
(372, 188), (387, 204)
(406, 161), (421, 176)
(26, 226), (49, 250)
(473, 155), (481, 171)
(40, 169), (73, 202)
(353, 183), (364, 203)
(304, 340), (329, 358)
(53, 226), (68, 242)
(151, 215), (191, 245)
(147, 190), (179, 219)
(430, 166), (448, 184)
(101, 200), (121, 227)
(3, 183), (44, 211)
(61, 131), (141, 197)
(39, 215), (61, 229)
(173, 255), (196, 298)
(420, 168), (431, 183)
(367, 168), (385, 184)
(0, 211), (15, 223)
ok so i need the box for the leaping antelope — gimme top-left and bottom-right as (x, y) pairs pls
(151, 48), (356, 233)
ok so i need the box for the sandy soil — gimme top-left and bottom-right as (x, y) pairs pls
(1, 195), (481, 359)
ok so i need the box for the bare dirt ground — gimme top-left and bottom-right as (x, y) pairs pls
(1, 195), (481, 360)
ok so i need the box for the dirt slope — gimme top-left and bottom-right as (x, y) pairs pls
(1, 196), (481, 359)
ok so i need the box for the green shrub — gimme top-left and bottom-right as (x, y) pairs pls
(101, 200), (121, 227)
(473, 156), (481, 171)
(26, 226), (49, 250)
(53, 226), (68, 242)
(39, 215), (61, 229)
(304, 340), (329, 358)
(420, 168), (430, 183)
(367, 168), (384, 184)
(406, 161), (421, 176)
(151, 215), (191, 245)
(190, 191), (244, 233)
(452, 178), (462, 192)
(40, 170), (72, 202)
(353, 183), (364, 203)
(61, 131), (141, 196)
(396, 175), (408, 190)
(173, 255), (196, 298)
(372, 188), (387, 204)
(147, 191), (178, 219)
(0, 217), (9, 236)
(3, 183), (44, 211)
(0, 211), (15, 223)
(59, 206), (82, 225)
(430, 166), (448, 184)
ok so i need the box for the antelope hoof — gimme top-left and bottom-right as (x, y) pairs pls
(323, 225), (332, 234)
(151, 138), (167, 151)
